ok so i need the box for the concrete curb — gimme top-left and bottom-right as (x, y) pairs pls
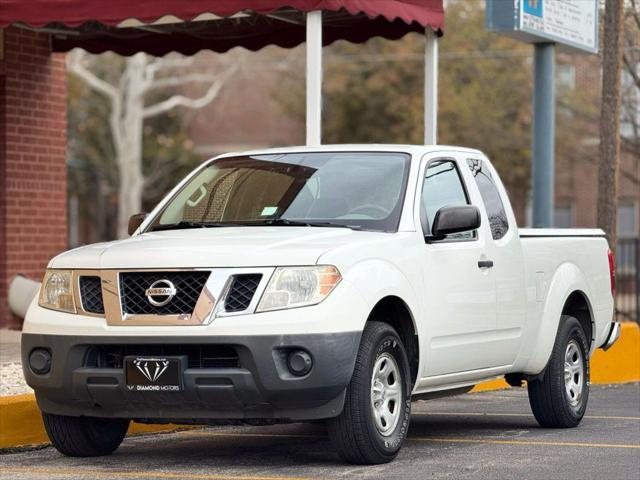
(2, 323), (638, 450)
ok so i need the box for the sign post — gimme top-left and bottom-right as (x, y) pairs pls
(532, 42), (555, 227)
(486, 0), (598, 227)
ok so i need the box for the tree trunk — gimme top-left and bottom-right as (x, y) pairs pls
(69, 50), (236, 238)
(117, 151), (145, 238)
(116, 54), (147, 238)
(597, 0), (625, 254)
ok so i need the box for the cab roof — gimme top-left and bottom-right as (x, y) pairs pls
(214, 144), (484, 160)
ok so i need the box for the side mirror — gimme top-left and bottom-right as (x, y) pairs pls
(427, 205), (480, 241)
(128, 213), (148, 236)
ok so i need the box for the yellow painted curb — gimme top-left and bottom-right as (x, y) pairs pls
(473, 322), (640, 392)
(591, 323), (640, 383)
(0, 394), (45, 449)
(0, 393), (183, 449)
(1, 323), (638, 449)
(472, 378), (510, 392)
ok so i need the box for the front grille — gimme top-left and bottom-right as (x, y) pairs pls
(79, 276), (104, 314)
(225, 274), (262, 312)
(120, 271), (210, 315)
(84, 344), (240, 369)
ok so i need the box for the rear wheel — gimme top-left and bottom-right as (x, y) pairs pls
(328, 321), (412, 464)
(527, 316), (590, 428)
(43, 413), (129, 457)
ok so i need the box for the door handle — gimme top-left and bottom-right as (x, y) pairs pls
(478, 260), (494, 269)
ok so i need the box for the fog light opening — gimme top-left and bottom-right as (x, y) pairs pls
(287, 349), (313, 377)
(29, 348), (52, 375)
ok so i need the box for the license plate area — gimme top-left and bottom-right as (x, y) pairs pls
(125, 356), (185, 392)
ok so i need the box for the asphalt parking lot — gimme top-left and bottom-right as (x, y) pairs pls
(1, 383), (638, 480)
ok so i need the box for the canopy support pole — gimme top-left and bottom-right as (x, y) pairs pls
(424, 28), (438, 145)
(306, 10), (322, 146)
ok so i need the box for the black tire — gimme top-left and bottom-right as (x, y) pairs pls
(527, 316), (590, 428)
(43, 413), (130, 457)
(328, 321), (412, 464)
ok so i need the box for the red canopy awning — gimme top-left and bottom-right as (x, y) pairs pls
(0, 1), (443, 55)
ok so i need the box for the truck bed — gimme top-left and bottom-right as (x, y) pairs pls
(518, 228), (613, 366)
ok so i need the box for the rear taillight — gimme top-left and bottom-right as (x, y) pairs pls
(608, 249), (616, 297)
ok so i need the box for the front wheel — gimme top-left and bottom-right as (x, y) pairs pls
(328, 321), (412, 464)
(43, 413), (130, 457)
(527, 316), (590, 428)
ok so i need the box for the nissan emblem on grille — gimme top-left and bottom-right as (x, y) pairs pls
(145, 279), (177, 306)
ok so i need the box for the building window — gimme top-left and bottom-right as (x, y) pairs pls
(553, 204), (574, 228)
(621, 63), (639, 139)
(617, 203), (639, 238)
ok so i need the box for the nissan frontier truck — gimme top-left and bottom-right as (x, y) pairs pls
(22, 145), (619, 464)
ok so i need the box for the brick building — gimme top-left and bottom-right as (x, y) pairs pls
(553, 53), (639, 237)
(0, 28), (68, 328)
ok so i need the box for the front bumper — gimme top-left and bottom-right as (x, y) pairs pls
(22, 332), (360, 422)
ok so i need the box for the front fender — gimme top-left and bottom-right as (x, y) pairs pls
(521, 262), (593, 374)
(343, 259), (421, 330)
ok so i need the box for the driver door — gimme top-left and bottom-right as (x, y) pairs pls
(418, 157), (499, 378)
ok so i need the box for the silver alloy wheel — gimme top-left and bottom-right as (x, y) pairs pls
(564, 339), (584, 408)
(370, 352), (402, 436)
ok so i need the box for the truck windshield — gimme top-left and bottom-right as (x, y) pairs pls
(147, 152), (411, 233)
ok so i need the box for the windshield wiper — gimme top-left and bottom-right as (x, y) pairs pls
(261, 218), (362, 230)
(149, 218), (362, 232)
(148, 221), (243, 232)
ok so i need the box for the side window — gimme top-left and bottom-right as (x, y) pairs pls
(467, 159), (509, 240)
(421, 160), (473, 240)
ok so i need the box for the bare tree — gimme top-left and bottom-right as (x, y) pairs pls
(67, 50), (241, 238)
(621, 0), (640, 167)
(597, 0), (626, 251)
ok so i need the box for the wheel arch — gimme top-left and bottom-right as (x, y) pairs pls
(366, 295), (420, 388)
(522, 262), (595, 374)
(561, 290), (595, 350)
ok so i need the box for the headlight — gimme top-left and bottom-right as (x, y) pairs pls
(39, 270), (76, 313)
(256, 265), (341, 312)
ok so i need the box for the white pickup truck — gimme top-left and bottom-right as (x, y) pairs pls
(23, 145), (619, 464)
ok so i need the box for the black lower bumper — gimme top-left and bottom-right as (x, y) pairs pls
(21, 332), (361, 422)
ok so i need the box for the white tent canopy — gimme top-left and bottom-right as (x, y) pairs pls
(305, 11), (439, 146)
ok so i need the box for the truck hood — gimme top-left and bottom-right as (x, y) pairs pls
(49, 227), (389, 269)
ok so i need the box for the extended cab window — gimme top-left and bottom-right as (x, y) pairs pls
(421, 160), (474, 240)
(149, 152), (411, 233)
(467, 159), (509, 240)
